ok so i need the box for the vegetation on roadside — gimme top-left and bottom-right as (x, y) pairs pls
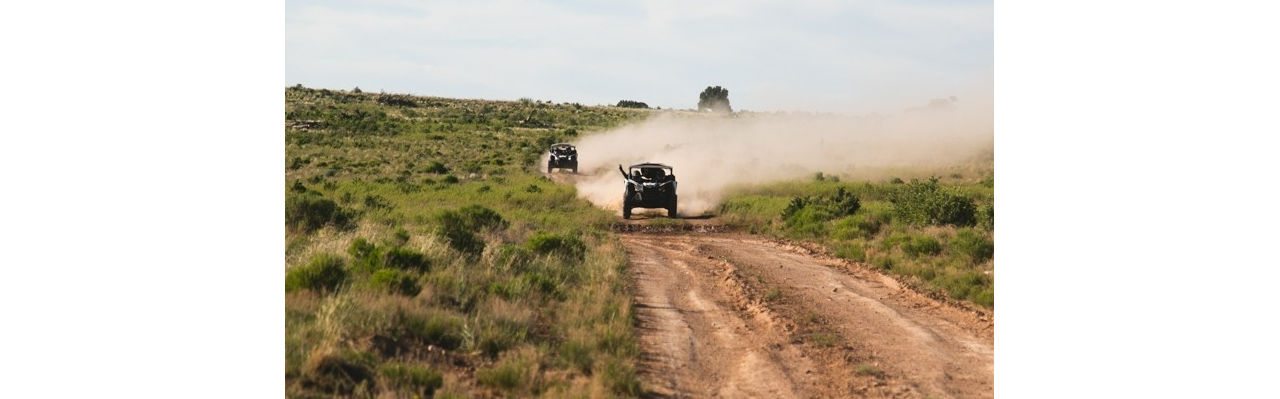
(719, 172), (994, 308)
(285, 86), (650, 397)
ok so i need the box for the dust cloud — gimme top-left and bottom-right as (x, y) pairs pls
(553, 104), (992, 216)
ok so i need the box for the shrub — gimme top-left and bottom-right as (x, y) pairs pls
(300, 350), (377, 395)
(901, 236), (943, 257)
(477, 353), (536, 392)
(393, 228), (410, 246)
(433, 205), (507, 256)
(951, 228), (994, 263)
(615, 100), (649, 109)
(363, 194), (392, 210)
(379, 363), (443, 396)
(399, 310), (465, 349)
(890, 177), (976, 226)
(780, 187), (861, 237)
(370, 269), (421, 296)
(525, 232), (586, 261)
(458, 204), (508, 231)
(383, 247), (430, 272)
(348, 238), (383, 273)
(424, 161), (449, 174)
(376, 94), (417, 107)
(286, 193), (354, 232)
(285, 254), (348, 293)
(832, 241), (866, 262)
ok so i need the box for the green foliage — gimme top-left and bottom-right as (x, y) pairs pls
(890, 177), (976, 226)
(458, 204), (508, 231)
(615, 100), (649, 109)
(398, 309), (465, 350)
(286, 89), (649, 396)
(476, 354), (535, 392)
(383, 247), (430, 272)
(950, 228), (994, 263)
(286, 192), (354, 232)
(370, 269), (422, 296)
(300, 350), (377, 395)
(697, 85), (732, 113)
(525, 232), (586, 261)
(901, 235), (942, 257)
(379, 363), (443, 396)
(832, 241), (866, 262)
(424, 161), (449, 174)
(376, 93), (417, 107)
(285, 254), (347, 293)
(433, 205), (508, 256)
(780, 187), (862, 237)
(348, 238), (383, 273)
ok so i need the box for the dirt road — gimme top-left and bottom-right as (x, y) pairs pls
(624, 233), (993, 398)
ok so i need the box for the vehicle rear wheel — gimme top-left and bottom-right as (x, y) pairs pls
(571, 167), (577, 174)
(622, 206), (631, 219)
(667, 204), (677, 218)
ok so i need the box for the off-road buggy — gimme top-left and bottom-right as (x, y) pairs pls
(547, 143), (578, 173)
(618, 163), (677, 219)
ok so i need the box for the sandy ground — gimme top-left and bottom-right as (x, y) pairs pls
(623, 233), (993, 398)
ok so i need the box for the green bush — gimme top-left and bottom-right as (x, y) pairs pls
(370, 269), (421, 296)
(424, 161), (449, 174)
(434, 205), (507, 256)
(285, 254), (348, 293)
(379, 363), (443, 396)
(525, 232), (586, 261)
(832, 241), (866, 262)
(458, 204), (508, 231)
(383, 247), (430, 272)
(477, 360), (528, 391)
(348, 238), (383, 273)
(902, 236), (942, 257)
(890, 177), (976, 226)
(299, 350), (377, 395)
(399, 310), (465, 350)
(286, 193), (353, 232)
(951, 228), (994, 263)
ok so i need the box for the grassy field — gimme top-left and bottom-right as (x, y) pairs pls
(285, 87), (651, 397)
(285, 86), (994, 397)
(717, 167), (995, 308)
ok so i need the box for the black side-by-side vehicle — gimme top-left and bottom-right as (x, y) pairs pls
(618, 163), (677, 219)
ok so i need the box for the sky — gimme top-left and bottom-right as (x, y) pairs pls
(286, 0), (992, 114)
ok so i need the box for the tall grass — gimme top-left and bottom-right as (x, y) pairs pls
(286, 87), (646, 397)
(718, 174), (994, 308)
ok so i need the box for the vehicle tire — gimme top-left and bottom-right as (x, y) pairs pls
(571, 167), (577, 174)
(667, 201), (677, 218)
(547, 161), (554, 173)
(623, 206), (631, 219)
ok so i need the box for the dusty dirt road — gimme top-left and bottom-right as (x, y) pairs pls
(625, 233), (993, 398)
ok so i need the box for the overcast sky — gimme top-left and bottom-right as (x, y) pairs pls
(286, 0), (991, 113)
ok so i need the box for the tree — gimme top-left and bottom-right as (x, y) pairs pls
(616, 100), (649, 109)
(697, 86), (732, 113)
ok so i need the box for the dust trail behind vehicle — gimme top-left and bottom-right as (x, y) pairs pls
(563, 108), (993, 215)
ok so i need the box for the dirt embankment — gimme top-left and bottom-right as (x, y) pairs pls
(624, 233), (993, 398)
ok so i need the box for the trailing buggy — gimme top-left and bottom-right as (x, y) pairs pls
(547, 143), (578, 173)
(618, 163), (677, 219)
